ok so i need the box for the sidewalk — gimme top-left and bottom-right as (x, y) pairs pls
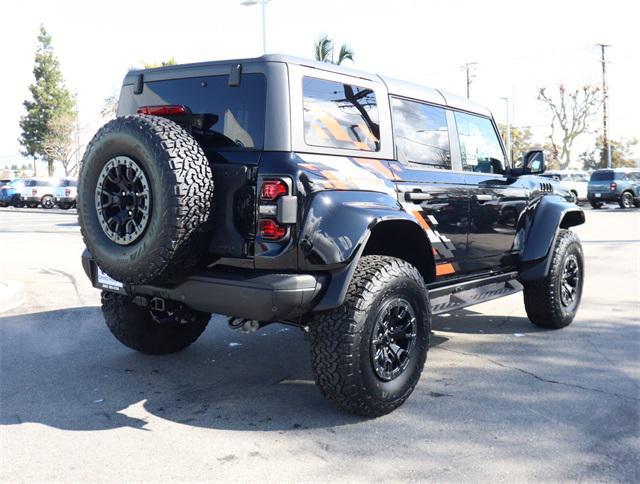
(0, 279), (26, 313)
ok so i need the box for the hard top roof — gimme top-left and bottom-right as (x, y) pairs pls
(127, 54), (491, 117)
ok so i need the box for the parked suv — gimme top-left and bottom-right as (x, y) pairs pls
(0, 179), (24, 207)
(588, 168), (640, 209)
(77, 55), (585, 417)
(541, 170), (589, 203)
(53, 177), (78, 209)
(20, 178), (57, 208)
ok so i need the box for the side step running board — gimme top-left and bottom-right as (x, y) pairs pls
(428, 272), (523, 315)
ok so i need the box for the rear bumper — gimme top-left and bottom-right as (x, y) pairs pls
(588, 192), (619, 202)
(82, 250), (327, 322)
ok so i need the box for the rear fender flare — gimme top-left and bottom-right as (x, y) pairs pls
(298, 191), (434, 311)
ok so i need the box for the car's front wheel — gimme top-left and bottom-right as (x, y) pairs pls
(522, 230), (583, 329)
(309, 256), (430, 417)
(41, 195), (55, 209)
(101, 291), (210, 354)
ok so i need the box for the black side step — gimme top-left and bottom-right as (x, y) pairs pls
(428, 272), (523, 315)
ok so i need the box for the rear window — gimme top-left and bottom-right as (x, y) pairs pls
(590, 171), (614, 181)
(142, 74), (266, 151)
(303, 77), (380, 152)
(61, 179), (77, 187)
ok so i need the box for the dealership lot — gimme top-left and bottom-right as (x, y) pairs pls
(0, 207), (638, 482)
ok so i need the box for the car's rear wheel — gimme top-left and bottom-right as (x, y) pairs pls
(523, 229), (583, 329)
(101, 291), (210, 354)
(58, 202), (73, 210)
(619, 191), (634, 209)
(309, 256), (430, 417)
(77, 115), (214, 285)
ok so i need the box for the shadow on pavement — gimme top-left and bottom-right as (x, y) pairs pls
(432, 308), (540, 335)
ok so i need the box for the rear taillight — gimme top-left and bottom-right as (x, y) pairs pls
(32, 188), (37, 196)
(257, 178), (293, 241)
(260, 180), (288, 201)
(610, 182), (617, 191)
(137, 105), (187, 116)
(65, 188), (71, 196)
(259, 219), (287, 240)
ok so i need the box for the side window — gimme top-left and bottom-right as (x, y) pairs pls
(454, 112), (506, 174)
(390, 97), (451, 169)
(303, 77), (380, 152)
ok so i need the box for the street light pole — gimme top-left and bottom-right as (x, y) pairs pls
(500, 97), (511, 162)
(596, 43), (612, 169)
(241, 0), (271, 55)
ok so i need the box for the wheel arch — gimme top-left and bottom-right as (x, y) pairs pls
(518, 195), (585, 281)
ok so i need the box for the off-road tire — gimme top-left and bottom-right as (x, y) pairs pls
(77, 115), (214, 285)
(523, 229), (583, 329)
(310, 256), (431, 417)
(590, 201), (603, 209)
(619, 191), (634, 209)
(101, 291), (210, 354)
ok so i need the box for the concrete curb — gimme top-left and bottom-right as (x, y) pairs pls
(0, 279), (26, 314)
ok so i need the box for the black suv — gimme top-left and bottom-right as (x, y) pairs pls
(78, 55), (585, 417)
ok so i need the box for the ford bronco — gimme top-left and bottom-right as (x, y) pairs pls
(78, 55), (585, 417)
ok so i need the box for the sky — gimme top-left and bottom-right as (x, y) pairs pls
(2, 0), (638, 173)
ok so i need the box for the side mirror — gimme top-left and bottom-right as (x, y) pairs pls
(523, 150), (546, 175)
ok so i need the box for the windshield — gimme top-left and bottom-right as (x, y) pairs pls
(142, 73), (266, 152)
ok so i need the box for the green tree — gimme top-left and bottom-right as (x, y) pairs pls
(580, 136), (638, 170)
(19, 25), (75, 176)
(498, 124), (534, 162)
(142, 57), (177, 69)
(314, 35), (354, 65)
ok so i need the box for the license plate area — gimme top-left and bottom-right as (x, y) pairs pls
(595, 193), (601, 198)
(95, 266), (127, 294)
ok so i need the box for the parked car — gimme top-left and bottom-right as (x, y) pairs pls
(20, 178), (58, 209)
(541, 170), (589, 203)
(0, 178), (11, 187)
(53, 177), (78, 209)
(587, 169), (640, 208)
(77, 55), (585, 417)
(0, 179), (25, 207)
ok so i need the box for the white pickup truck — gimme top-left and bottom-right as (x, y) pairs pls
(53, 178), (78, 209)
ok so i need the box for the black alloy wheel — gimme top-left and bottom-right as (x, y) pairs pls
(371, 298), (418, 381)
(95, 156), (151, 246)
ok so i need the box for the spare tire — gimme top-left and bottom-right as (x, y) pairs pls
(77, 115), (214, 285)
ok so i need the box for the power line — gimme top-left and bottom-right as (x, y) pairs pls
(596, 43), (612, 169)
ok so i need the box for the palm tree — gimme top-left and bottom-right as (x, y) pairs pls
(313, 34), (354, 65)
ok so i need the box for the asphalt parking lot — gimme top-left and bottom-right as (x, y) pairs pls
(0, 206), (638, 482)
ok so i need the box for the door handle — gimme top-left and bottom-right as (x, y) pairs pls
(405, 191), (432, 202)
(474, 194), (493, 203)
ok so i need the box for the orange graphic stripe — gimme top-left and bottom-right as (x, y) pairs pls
(354, 158), (396, 179)
(435, 262), (456, 276)
(320, 170), (349, 189)
(319, 114), (352, 142)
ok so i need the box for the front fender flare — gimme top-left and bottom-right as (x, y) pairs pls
(518, 195), (585, 281)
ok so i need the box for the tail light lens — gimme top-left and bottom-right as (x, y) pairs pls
(32, 188), (37, 196)
(259, 219), (287, 240)
(137, 105), (187, 116)
(65, 188), (71, 196)
(610, 182), (617, 191)
(260, 180), (288, 201)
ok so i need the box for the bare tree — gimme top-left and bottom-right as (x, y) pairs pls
(101, 94), (118, 120)
(42, 111), (83, 176)
(537, 84), (601, 169)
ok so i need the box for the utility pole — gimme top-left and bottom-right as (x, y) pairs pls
(74, 90), (80, 173)
(597, 43), (611, 169)
(241, 0), (271, 55)
(463, 62), (477, 98)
